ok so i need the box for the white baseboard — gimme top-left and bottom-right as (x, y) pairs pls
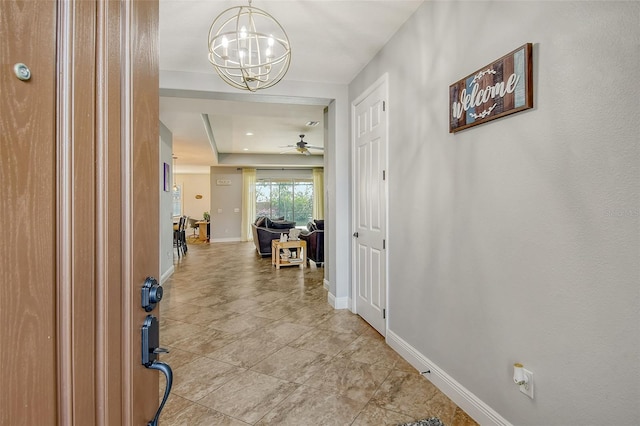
(386, 329), (512, 426)
(210, 237), (242, 243)
(323, 279), (330, 290)
(160, 265), (174, 285)
(327, 291), (349, 310)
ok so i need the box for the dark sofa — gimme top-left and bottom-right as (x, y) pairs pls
(251, 217), (296, 257)
(300, 219), (324, 265)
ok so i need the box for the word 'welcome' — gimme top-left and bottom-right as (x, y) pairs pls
(451, 73), (520, 119)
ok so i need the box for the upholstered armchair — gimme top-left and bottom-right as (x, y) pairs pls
(251, 217), (296, 257)
(300, 219), (324, 265)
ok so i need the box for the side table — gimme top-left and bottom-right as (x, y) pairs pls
(272, 239), (307, 269)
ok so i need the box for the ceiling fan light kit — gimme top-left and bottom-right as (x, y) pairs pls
(208, 0), (291, 91)
(280, 134), (324, 156)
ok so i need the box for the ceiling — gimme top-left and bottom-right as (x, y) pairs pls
(159, 0), (424, 172)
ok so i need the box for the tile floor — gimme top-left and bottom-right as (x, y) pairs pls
(159, 241), (478, 426)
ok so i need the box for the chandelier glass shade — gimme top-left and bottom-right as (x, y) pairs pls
(207, 2), (291, 91)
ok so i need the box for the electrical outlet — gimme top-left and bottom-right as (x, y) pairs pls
(519, 368), (534, 399)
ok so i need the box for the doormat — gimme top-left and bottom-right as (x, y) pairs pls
(398, 417), (444, 426)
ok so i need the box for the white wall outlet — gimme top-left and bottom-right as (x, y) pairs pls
(519, 368), (534, 399)
(234, 207), (240, 213)
(217, 208), (223, 214)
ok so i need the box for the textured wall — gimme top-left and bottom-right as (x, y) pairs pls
(349, 1), (639, 425)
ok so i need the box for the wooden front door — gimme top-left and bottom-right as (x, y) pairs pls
(0, 1), (160, 424)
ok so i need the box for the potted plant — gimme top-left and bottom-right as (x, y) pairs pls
(203, 211), (210, 222)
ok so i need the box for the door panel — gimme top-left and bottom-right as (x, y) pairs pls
(1, 0), (160, 424)
(129, 0), (161, 422)
(0, 1), (58, 423)
(353, 79), (388, 336)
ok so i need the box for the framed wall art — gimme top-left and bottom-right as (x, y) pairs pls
(163, 162), (170, 192)
(449, 43), (533, 133)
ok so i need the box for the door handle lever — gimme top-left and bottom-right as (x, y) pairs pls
(141, 315), (173, 426)
(145, 360), (173, 426)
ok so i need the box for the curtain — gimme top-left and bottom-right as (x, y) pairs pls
(312, 168), (324, 220)
(241, 168), (256, 241)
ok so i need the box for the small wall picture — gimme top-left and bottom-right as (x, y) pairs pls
(163, 162), (170, 192)
(449, 43), (533, 133)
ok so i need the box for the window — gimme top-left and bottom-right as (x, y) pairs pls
(172, 185), (182, 216)
(256, 178), (313, 226)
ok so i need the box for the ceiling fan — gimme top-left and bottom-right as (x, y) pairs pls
(279, 134), (323, 156)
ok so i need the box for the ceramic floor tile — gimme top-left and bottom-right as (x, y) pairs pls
(171, 328), (237, 356)
(254, 385), (366, 426)
(288, 328), (360, 356)
(160, 394), (199, 425)
(163, 402), (250, 426)
(181, 293), (229, 308)
(303, 357), (391, 403)
(162, 242), (478, 426)
(163, 302), (210, 322)
(198, 370), (299, 424)
(250, 300), (307, 320)
(160, 346), (201, 370)
(316, 310), (375, 335)
(207, 312), (273, 334)
(279, 306), (336, 327)
(251, 346), (331, 384)
(451, 406), (481, 426)
(206, 335), (283, 368)
(160, 319), (207, 343)
(351, 402), (415, 426)
(370, 369), (458, 422)
(171, 356), (244, 402)
(215, 298), (267, 313)
(249, 290), (292, 304)
(244, 320), (314, 345)
(337, 333), (411, 370)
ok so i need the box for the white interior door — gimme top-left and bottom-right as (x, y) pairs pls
(353, 76), (388, 336)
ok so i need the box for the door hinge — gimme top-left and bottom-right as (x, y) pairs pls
(383, 101), (386, 112)
(383, 239), (386, 249)
(383, 309), (386, 319)
(383, 170), (386, 180)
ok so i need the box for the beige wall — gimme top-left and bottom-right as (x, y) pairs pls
(175, 173), (210, 223)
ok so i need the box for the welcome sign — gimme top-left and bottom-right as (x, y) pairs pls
(449, 43), (533, 133)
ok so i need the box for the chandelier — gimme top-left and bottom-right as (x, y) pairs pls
(207, 0), (291, 91)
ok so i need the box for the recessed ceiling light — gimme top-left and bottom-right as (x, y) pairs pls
(245, 132), (254, 136)
(306, 121), (319, 127)
(243, 148), (249, 151)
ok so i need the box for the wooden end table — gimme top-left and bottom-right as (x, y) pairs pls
(272, 239), (306, 269)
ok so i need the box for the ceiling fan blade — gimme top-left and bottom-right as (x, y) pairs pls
(279, 147), (297, 154)
(305, 145), (324, 150)
(279, 144), (296, 148)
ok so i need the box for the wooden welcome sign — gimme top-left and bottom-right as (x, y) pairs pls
(449, 43), (533, 133)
